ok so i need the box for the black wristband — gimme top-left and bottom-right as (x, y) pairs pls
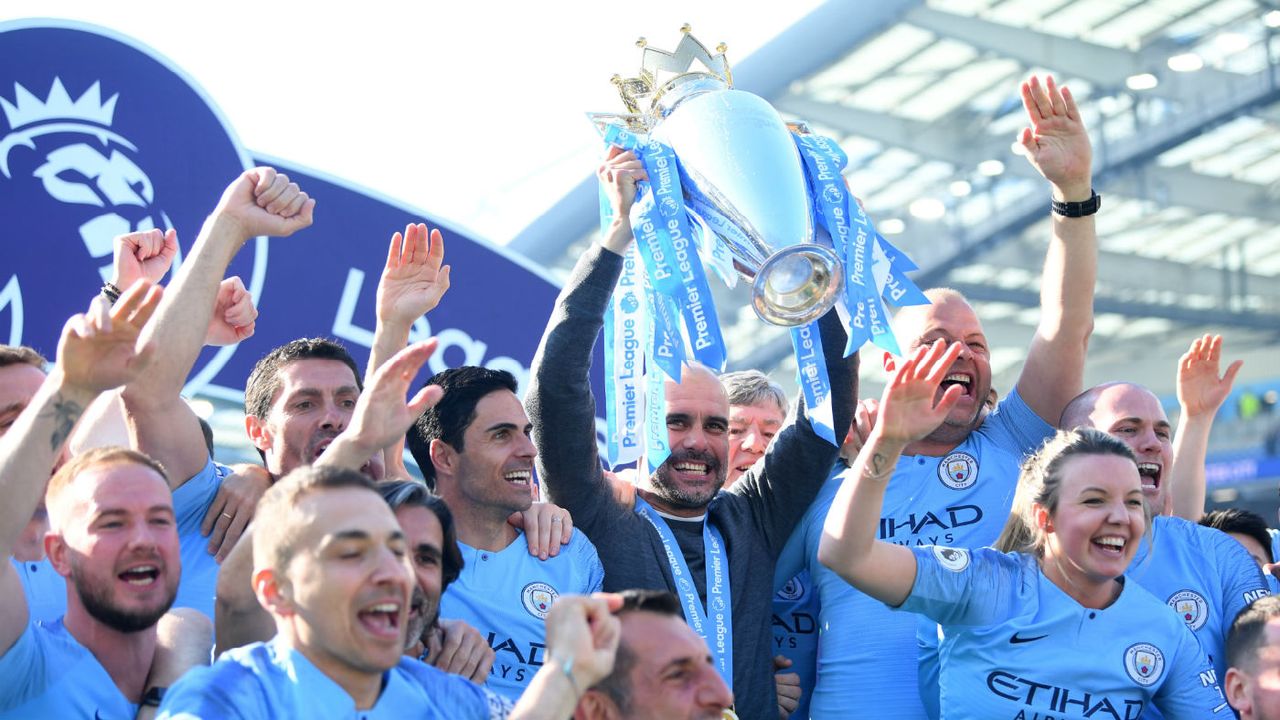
(101, 281), (122, 305)
(1050, 190), (1100, 217)
(140, 685), (166, 708)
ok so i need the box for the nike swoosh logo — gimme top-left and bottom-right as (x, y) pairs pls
(1010, 632), (1048, 644)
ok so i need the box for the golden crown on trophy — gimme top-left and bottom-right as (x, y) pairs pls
(604, 25), (733, 131)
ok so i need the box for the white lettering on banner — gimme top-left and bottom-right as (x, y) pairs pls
(849, 227), (868, 287)
(332, 267), (530, 390)
(0, 275), (22, 346)
(794, 324), (827, 405)
(669, 230), (712, 351)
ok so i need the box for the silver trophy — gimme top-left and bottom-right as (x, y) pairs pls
(590, 27), (843, 326)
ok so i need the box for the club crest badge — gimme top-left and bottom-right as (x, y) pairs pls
(776, 574), (807, 602)
(933, 546), (970, 572)
(938, 451), (978, 490)
(1166, 590), (1208, 631)
(1124, 643), (1165, 686)
(521, 582), (558, 620)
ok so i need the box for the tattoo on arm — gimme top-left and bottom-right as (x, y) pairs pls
(43, 395), (84, 451)
(864, 452), (893, 481)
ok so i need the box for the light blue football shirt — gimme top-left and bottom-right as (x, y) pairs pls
(0, 619), (137, 719)
(157, 636), (497, 719)
(170, 457), (231, 621)
(1127, 514), (1269, 714)
(777, 389), (1053, 719)
(440, 529), (604, 701)
(10, 556), (65, 625)
(1267, 528), (1280, 595)
(901, 546), (1228, 719)
(770, 569), (818, 720)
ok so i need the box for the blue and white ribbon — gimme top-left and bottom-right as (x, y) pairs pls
(635, 497), (734, 689)
(603, 243), (647, 467)
(791, 132), (928, 358)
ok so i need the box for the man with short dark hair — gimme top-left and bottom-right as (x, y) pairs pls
(1201, 509), (1276, 575)
(242, 336), (379, 479)
(159, 464), (497, 718)
(408, 366), (604, 701)
(376, 479), (494, 681)
(574, 589), (732, 720)
(163, 447), (616, 717)
(1225, 595), (1280, 719)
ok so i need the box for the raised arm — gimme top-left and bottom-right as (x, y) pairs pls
(1169, 334), (1242, 520)
(1011, 75), (1097, 425)
(121, 169), (313, 489)
(817, 340), (963, 607)
(525, 148), (645, 528)
(732, 311), (856, 554)
(367, 224), (450, 479)
(0, 284), (161, 653)
(510, 593), (622, 720)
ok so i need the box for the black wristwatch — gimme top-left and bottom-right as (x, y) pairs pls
(1050, 190), (1101, 217)
(141, 686), (166, 708)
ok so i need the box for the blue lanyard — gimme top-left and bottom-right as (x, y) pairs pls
(635, 496), (734, 689)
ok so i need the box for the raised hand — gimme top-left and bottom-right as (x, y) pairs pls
(1177, 334), (1243, 419)
(876, 340), (964, 446)
(205, 276), (257, 346)
(212, 167), (316, 241)
(58, 280), (163, 394)
(544, 593), (623, 689)
(376, 223), (451, 329)
(1017, 75), (1092, 200)
(112, 229), (179, 288)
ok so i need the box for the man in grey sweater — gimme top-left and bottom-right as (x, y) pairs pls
(525, 147), (857, 720)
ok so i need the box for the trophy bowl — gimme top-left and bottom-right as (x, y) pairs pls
(594, 30), (845, 327)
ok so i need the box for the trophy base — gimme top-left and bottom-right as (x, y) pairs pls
(751, 245), (844, 326)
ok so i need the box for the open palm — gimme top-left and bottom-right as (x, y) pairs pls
(1178, 334), (1243, 418)
(376, 223), (451, 328)
(877, 341), (964, 445)
(58, 281), (163, 393)
(1018, 75), (1092, 193)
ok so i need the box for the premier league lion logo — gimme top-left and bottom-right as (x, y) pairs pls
(1, 78), (178, 282)
(0, 21), (261, 386)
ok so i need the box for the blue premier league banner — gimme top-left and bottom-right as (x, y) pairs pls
(0, 20), (589, 411)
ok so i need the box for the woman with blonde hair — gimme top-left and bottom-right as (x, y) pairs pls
(817, 340), (1225, 718)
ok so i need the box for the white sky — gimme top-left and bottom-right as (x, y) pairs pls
(9, 2), (821, 244)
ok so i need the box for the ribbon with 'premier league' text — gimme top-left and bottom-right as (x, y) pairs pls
(604, 125), (727, 372)
(642, 280), (681, 473)
(603, 241), (648, 467)
(789, 321), (836, 445)
(792, 132), (928, 357)
(634, 496), (733, 689)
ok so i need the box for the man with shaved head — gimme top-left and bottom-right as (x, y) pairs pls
(1063, 380), (1268, 696)
(777, 75), (1100, 718)
(526, 146), (858, 720)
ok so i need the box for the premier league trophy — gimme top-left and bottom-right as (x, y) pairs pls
(592, 27), (928, 470)
(589, 26), (843, 326)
